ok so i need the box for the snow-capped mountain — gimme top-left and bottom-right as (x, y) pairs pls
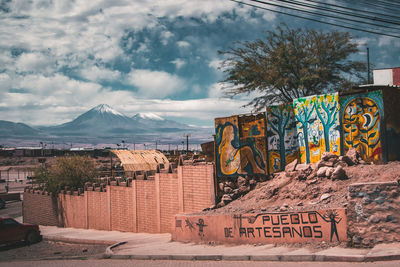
(132, 112), (165, 121)
(41, 104), (193, 136)
(0, 104), (213, 146)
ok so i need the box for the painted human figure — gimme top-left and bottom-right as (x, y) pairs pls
(326, 212), (342, 242)
(196, 218), (207, 236)
(218, 124), (265, 175)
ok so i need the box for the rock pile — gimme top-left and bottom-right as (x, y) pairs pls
(215, 175), (265, 208)
(285, 148), (367, 182)
(212, 148), (367, 209)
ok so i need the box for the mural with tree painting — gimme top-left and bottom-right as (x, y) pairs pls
(294, 93), (340, 164)
(266, 104), (299, 173)
(293, 97), (317, 164)
(313, 93), (341, 154)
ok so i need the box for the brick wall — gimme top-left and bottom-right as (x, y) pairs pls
(110, 185), (135, 232)
(87, 191), (110, 230)
(23, 163), (216, 234)
(135, 179), (158, 233)
(180, 164), (215, 213)
(23, 190), (60, 226)
(347, 181), (400, 247)
(157, 171), (180, 233)
(59, 193), (86, 229)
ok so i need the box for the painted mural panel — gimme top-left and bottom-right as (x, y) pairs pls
(340, 90), (383, 163)
(239, 137), (267, 175)
(238, 113), (266, 138)
(266, 104), (299, 173)
(293, 93), (340, 164)
(215, 116), (266, 177)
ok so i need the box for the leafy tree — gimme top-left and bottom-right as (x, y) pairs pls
(219, 24), (366, 111)
(34, 155), (98, 194)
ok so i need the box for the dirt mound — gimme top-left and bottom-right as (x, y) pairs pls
(203, 150), (400, 215)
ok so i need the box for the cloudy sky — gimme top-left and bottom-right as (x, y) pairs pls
(0, 0), (399, 127)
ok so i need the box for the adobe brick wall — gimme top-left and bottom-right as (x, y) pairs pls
(23, 190), (60, 226)
(347, 181), (400, 247)
(87, 191), (110, 230)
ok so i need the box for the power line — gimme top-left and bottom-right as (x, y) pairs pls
(248, 0), (400, 32)
(303, 0), (400, 21)
(230, 0), (400, 38)
(278, 0), (400, 27)
(337, 0), (400, 15)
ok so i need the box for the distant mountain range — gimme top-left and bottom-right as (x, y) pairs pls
(0, 104), (213, 146)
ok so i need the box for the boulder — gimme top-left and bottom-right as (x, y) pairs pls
(317, 166), (330, 177)
(322, 152), (338, 161)
(317, 160), (334, 169)
(285, 159), (298, 172)
(325, 167), (334, 178)
(339, 155), (354, 166)
(218, 182), (224, 191)
(225, 181), (236, 189)
(331, 165), (348, 180)
(238, 185), (250, 194)
(249, 179), (257, 186)
(346, 147), (359, 164)
(295, 163), (310, 171)
(223, 186), (233, 194)
(237, 176), (247, 187)
(222, 194), (232, 202)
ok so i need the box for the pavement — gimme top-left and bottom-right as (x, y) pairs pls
(39, 225), (400, 262)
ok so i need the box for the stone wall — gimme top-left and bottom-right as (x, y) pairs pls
(347, 181), (400, 247)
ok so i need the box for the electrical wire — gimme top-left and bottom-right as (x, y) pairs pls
(248, 0), (400, 32)
(302, 0), (400, 21)
(229, 0), (400, 38)
(278, 0), (400, 26)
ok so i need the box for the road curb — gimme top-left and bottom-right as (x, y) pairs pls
(105, 253), (400, 262)
(104, 241), (127, 258)
(43, 236), (116, 246)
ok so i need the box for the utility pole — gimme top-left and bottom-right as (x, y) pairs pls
(183, 134), (191, 154)
(367, 47), (371, 84)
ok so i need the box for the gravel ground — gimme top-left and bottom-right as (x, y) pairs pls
(0, 240), (108, 262)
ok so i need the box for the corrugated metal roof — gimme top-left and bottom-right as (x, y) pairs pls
(110, 150), (170, 172)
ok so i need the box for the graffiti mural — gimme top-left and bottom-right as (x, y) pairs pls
(266, 104), (299, 173)
(340, 91), (383, 163)
(215, 116), (266, 177)
(173, 209), (347, 244)
(238, 113), (265, 138)
(293, 93), (340, 164)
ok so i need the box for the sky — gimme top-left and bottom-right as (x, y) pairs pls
(0, 0), (399, 127)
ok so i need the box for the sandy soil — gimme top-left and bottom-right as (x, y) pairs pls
(203, 161), (400, 215)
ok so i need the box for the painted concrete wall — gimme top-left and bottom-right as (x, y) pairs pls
(173, 209), (347, 244)
(293, 93), (341, 164)
(215, 115), (267, 177)
(340, 90), (384, 163)
(266, 104), (299, 173)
